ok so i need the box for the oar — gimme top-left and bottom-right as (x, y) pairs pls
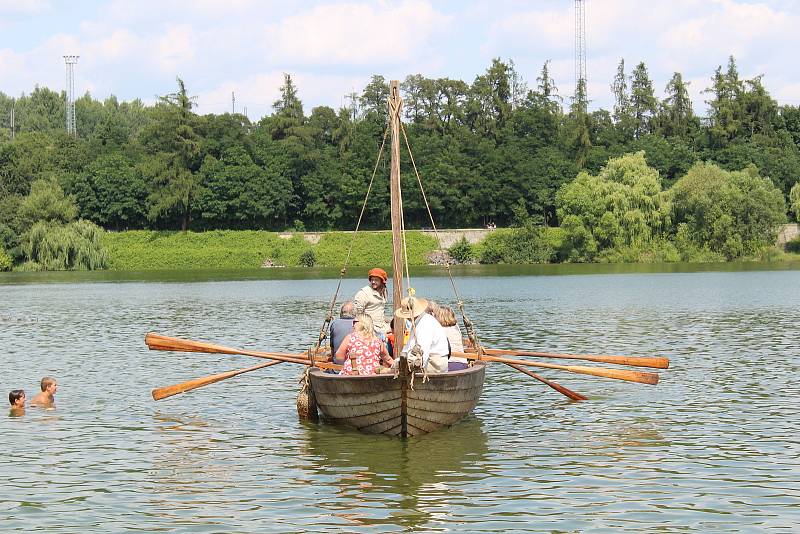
(505, 363), (588, 401)
(145, 333), (341, 371)
(152, 360), (283, 401)
(485, 348), (669, 369)
(455, 351), (659, 385)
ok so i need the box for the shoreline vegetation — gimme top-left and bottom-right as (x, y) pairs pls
(2, 57), (800, 271)
(100, 227), (798, 271)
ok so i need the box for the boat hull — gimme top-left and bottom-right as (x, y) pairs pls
(309, 362), (485, 437)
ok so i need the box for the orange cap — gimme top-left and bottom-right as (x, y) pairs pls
(368, 268), (388, 282)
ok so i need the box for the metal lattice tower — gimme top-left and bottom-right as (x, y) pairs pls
(574, 0), (587, 95)
(64, 55), (79, 135)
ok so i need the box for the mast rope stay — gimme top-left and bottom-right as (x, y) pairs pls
(398, 121), (484, 358)
(310, 124), (390, 358)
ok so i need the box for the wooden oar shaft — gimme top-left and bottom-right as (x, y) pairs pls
(152, 360), (282, 401)
(505, 363), (588, 401)
(145, 333), (341, 371)
(486, 348), (669, 369)
(454, 351), (659, 385)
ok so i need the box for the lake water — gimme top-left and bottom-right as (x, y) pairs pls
(1, 264), (799, 532)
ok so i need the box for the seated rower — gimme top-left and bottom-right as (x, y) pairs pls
(434, 306), (469, 371)
(337, 314), (394, 376)
(395, 296), (449, 374)
(9, 390), (25, 417)
(329, 301), (355, 364)
(30, 376), (57, 409)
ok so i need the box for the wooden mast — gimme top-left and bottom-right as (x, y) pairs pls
(388, 80), (409, 438)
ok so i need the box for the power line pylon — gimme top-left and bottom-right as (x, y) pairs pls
(574, 0), (587, 98)
(64, 55), (79, 136)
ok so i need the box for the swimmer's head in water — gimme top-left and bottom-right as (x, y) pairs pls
(9, 390), (25, 407)
(40, 377), (57, 394)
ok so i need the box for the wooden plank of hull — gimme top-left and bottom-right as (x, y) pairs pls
(407, 397), (481, 415)
(317, 391), (400, 408)
(308, 362), (485, 437)
(407, 385), (484, 404)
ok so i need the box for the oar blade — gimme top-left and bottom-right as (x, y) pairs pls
(152, 360), (282, 401)
(506, 363), (587, 401)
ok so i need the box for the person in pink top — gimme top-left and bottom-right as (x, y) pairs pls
(337, 314), (394, 376)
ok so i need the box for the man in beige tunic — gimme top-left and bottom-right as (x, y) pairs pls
(354, 268), (390, 336)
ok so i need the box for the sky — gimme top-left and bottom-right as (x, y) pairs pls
(1, 0), (799, 120)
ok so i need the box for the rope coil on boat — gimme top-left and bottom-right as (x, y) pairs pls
(296, 367), (318, 421)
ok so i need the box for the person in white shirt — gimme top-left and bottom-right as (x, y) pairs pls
(434, 306), (468, 371)
(394, 296), (449, 374)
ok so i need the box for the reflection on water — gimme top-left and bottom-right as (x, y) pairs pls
(301, 418), (489, 530)
(1, 266), (800, 531)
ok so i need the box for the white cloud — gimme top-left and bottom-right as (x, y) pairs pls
(265, 0), (451, 65)
(156, 25), (196, 72)
(0, 0), (49, 15)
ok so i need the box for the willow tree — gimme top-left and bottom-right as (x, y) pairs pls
(790, 182), (800, 222)
(15, 178), (108, 270)
(555, 152), (670, 261)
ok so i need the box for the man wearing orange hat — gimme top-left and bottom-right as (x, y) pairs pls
(354, 267), (390, 335)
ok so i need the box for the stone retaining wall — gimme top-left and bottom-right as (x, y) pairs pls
(280, 228), (495, 248)
(777, 224), (799, 246)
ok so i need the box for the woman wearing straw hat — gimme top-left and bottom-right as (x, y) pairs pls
(354, 267), (390, 336)
(394, 296), (449, 374)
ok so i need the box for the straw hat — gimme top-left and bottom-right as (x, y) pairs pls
(394, 297), (429, 319)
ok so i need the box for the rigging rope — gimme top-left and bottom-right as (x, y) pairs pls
(310, 124), (391, 359)
(399, 122), (484, 358)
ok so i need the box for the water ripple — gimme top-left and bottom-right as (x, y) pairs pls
(1, 270), (799, 531)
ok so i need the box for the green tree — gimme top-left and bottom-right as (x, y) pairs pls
(611, 58), (634, 141)
(659, 72), (694, 138)
(0, 245), (11, 271)
(197, 146), (291, 229)
(141, 77), (202, 230)
(359, 75), (390, 120)
(466, 58), (512, 142)
(705, 56), (744, 146)
(75, 153), (147, 229)
(556, 152), (669, 261)
(18, 178), (78, 230)
(19, 219), (108, 271)
(789, 181), (800, 222)
(670, 162), (786, 259)
(565, 79), (591, 167)
(630, 62), (658, 138)
(270, 73), (305, 140)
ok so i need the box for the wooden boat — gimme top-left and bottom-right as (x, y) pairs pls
(308, 80), (486, 437)
(310, 362), (486, 437)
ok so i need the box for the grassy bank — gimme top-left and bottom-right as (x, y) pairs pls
(99, 228), (799, 271)
(102, 230), (440, 270)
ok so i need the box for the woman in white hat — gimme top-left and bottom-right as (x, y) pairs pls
(394, 296), (449, 374)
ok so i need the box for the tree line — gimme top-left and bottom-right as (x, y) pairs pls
(1, 56), (799, 269)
